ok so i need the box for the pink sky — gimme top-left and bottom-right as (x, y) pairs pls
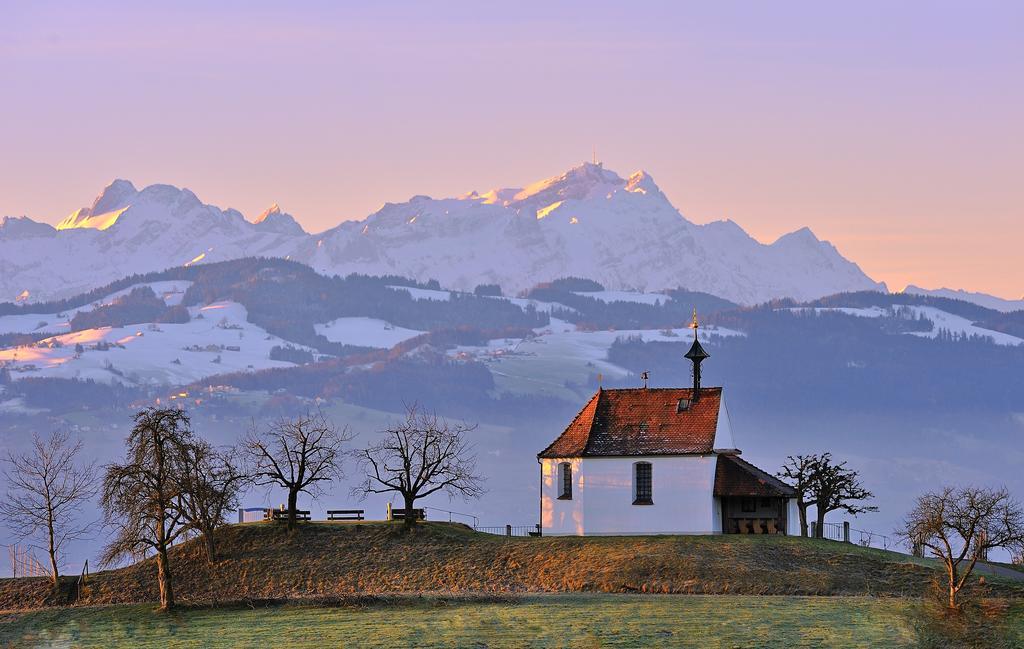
(1, 2), (1021, 298)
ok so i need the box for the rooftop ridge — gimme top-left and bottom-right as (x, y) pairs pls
(600, 386), (723, 392)
(538, 386), (724, 458)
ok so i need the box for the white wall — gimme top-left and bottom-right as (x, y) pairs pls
(712, 395), (736, 451)
(786, 497), (801, 536)
(540, 455), (718, 535)
(540, 457), (586, 535)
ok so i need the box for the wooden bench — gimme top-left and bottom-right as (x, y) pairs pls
(327, 509), (365, 521)
(389, 507), (425, 521)
(267, 509), (311, 522)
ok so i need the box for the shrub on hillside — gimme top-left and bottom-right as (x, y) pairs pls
(156, 304), (191, 324)
(474, 284), (503, 297)
(70, 287), (168, 331)
(270, 345), (315, 365)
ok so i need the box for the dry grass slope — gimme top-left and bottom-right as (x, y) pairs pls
(2, 522), (1022, 610)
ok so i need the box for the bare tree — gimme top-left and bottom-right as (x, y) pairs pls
(354, 405), (485, 528)
(809, 453), (876, 538)
(0, 431), (96, 592)
(243, 410), (351, 532)
(777, 454), (821, 537)
(100, 408), (195, 611)
(178, 441), (245, 563)
(898, 486), (1024, 610)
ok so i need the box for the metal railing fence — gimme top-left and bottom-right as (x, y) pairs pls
(474, 524), (540, 537)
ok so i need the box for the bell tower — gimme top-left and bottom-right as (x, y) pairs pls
(684, 308), (710, 402)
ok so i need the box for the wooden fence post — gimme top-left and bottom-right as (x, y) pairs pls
(506, 524), (512, 537)
(810, 522), (817, 538)
(843, 521), (850, 543)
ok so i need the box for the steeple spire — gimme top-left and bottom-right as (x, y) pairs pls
(684, 308), (710, 402)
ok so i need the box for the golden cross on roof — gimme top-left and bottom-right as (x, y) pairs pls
(689, 308), (699, 338)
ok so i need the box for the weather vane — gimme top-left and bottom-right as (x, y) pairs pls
(641, 370), (649, 388)
(689, 307), (699, 339)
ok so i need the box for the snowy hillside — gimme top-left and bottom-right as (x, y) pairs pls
(5, 268), (1013, 394)
(2, 163), (885, 305)
(0, 282), (315, 386)
(791, 305), (1024, 346)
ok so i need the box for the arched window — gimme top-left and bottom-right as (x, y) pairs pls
(557, 462), (572, 500)
(633, 462), (653, 505)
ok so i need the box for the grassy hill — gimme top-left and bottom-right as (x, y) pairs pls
(4, 522), (1022, 611)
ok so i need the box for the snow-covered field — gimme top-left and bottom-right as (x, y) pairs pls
(0, 301), (309, 386)
(4, 284), (1017, 394)
(449, 319), (744, 399)
(315, 317), (424, 348)
(0, 277), (753, 393)
(386, 286), (451, 301)
(788, 305), (1023, 346)
(481, 295), (572, 314)
(902, 306), (1023, 346)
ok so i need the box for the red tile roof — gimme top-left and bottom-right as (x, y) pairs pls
(538, 387), (723, 458)
(714, 454), (796, 497)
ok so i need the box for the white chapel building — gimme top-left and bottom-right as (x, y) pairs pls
(537, 319), (798, 536)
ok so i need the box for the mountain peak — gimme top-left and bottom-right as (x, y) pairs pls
(91, 179), (138, 215)
(510, 162), (626, 208)
(56, 179), (138, 231)
(255, 203), (282, 222)
(254, 203), (305, 235)
(624, 170), (663, 197)
(774, 226), (820, 246)
(0, 215), (56, 240)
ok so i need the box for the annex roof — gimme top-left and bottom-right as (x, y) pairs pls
(714, 454), (796, 498)
(538, 387), (723, 458)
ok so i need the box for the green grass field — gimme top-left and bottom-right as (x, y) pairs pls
(0, 594), (972, 649)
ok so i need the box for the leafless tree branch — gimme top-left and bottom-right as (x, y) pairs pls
(241, 409), (352, 532)
(897, 485), (1024, 609)
(100, 407), (196, 611)
(352, 404), (485, 528)
(0, 431), (97, 590)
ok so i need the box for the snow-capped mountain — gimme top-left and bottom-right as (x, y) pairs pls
(902, 285), (1024, 313)
(253, 204), (306, 236)
(1, 163), (885, 305)
(302, 163), (884, 303)
(1, 181), (301, 303)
